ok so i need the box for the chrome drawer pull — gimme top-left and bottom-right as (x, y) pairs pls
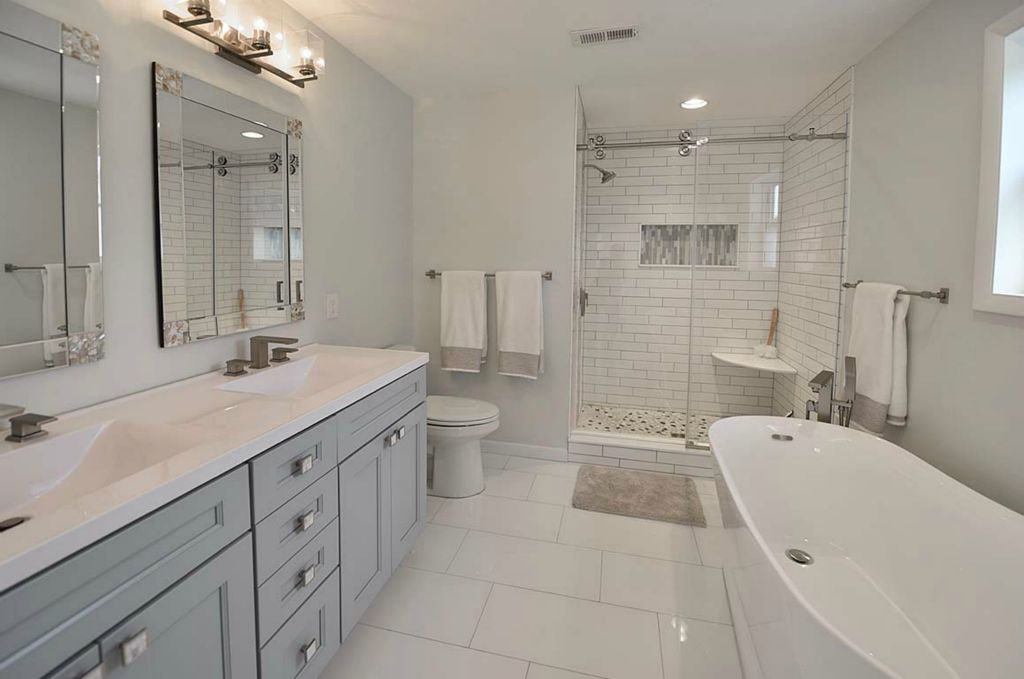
(80, 665), (104, 679)
(296, 510), (316, 533)
(301, 638), (319, 664)
(120, 629), (149, 666)
(385, 431), (398, 447)
(298, 564), (316, 588)
(294, 454), (315, 476)
(397, 426), (406, 440)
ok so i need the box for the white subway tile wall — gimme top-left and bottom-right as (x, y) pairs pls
(576, 76), (852, 459)
(580, 122), (787, 426)
(772, 69), (852, 418)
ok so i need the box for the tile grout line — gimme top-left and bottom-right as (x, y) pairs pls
(467, 582), (495, 650)
(444, 527), (473, 573)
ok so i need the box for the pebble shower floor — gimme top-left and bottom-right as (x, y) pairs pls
(578, 403), (717, 445)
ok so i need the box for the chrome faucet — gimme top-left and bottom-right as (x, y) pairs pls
(249, 336), (298, 369)
(806, 357), (856, 426)
(6, 413), (57, 443)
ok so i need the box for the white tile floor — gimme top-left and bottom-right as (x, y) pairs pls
(321, 458), (742, 679)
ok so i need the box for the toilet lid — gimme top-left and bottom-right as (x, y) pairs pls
(427, 396), (499, 425)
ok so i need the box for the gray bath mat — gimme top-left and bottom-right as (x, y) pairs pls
(572, 465), (706, 527)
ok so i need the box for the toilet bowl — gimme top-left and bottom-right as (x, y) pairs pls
(426, 395), (499, 498)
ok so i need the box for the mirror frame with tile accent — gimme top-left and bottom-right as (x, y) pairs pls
(0, 0), (103, 381)
(151, 63), (305, 347)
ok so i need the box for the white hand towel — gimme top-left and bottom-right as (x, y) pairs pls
(440, 271), (487, 372)
(847, 282), (909, 433)
(40, 264), (66, 363)
(496, 271), (544, 379)
(83, 263), (103, 331)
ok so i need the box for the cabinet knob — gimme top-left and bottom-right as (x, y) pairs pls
(385, 431), (399, 447)
(298, 564), (316, 589)
(294, 453), (315, 476)
(301, 637), (319, 664)
(296, 510), (316, 533)
(120, 629), (149, 666)
(397, 426), (406, 440)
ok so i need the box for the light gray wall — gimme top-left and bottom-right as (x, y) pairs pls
(413, 88), (578, 452)
(848, 0), (1024, 512)
(0, 0), (413, 415)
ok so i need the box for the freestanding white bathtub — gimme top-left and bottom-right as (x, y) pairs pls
(709, 416), (1024, 679)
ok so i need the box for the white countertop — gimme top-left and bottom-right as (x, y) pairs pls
(0, 344), (428, 593)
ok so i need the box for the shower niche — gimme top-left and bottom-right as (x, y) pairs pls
(152, 64), (304, 347)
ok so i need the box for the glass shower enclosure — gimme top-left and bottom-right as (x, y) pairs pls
(571, 116), (850, 452)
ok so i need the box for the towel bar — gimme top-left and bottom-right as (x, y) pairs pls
(842, 280), (949, 304)
(425, 270), (553, 281)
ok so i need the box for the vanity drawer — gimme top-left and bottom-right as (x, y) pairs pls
(0, 467), (250, 679)
(43, 645), (101, 679)
(251, 416), (338, 523)
(260, 568), (340, 679)
(338, 367), (426, 463)
(257, 517), (340, 646)
(254, 468), (339, 584)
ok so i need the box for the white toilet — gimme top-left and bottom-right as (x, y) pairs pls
(426, 395), (500, 498)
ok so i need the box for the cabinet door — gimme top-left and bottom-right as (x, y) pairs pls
(338, 435), (391, 642)
(389, 403), (427, 568)
(99, 536), (257, 679)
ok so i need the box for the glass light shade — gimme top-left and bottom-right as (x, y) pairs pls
(234, 0), (282, 51)
(283, 29), (325, 77)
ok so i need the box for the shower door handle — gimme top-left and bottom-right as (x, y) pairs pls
(276, 281), (284, 304)
(579, 288), (589, 317)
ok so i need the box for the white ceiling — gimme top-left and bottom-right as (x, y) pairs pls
(288, 0), (930, 128)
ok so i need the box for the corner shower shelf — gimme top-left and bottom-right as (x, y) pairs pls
(711, 352), (797, 375)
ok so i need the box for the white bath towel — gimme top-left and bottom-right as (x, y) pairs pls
(40, 264), (65, 363)
(440, 271), (487, 372)
(83, 263), (103, 331)
(496, 271), (544, 379)
(847, 282), (909, 433)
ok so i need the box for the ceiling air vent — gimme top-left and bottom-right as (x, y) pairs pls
(571, 26), (639, 47)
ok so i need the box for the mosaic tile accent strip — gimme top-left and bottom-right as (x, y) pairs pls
(153, 63), (182, 96)
(578, 403), (717, 444)
(287, 118), (303, 139)
(61, 24), (99, 65)
(640, 224), (738, 267)
(290, 302), (305, 322)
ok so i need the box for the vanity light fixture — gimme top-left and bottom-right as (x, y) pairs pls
(241, 130), (265, 139)
(680, 97), (708, 109)
(162, 0), (325, 88)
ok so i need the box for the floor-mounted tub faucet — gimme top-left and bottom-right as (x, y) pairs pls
(806, 357), (856, 426)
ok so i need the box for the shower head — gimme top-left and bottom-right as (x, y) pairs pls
(584, 163), (616, 184)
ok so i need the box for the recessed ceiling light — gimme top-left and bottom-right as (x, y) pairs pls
(680, 98), (708, 110)
(241, 131), (265, 139)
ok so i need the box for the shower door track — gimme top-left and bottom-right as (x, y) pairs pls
(574, 131), (847, 152)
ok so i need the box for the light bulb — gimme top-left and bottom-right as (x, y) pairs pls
(300, 46), (312, 59)
(253, 16), (267, 30)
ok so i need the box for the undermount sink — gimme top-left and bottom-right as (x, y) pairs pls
(218, 353), (391, 399)
(0, 420), (209, 517)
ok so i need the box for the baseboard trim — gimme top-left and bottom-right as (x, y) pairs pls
(481, 440), (568, 462)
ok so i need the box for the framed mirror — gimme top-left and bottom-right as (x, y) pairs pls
(0, 0), (103, 380)
(152, 64), (304, 347)
(976, 5), (1024, 316)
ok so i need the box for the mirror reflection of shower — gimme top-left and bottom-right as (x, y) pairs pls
(583, 163), (616, 184)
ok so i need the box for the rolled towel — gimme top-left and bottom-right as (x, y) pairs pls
(496, 271), (544, 379)
(440, 271), (487, 372)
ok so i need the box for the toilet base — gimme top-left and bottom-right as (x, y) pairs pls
(428, 438), (485, 498)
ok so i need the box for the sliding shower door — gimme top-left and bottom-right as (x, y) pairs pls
(685, 129), (785, 447)
(577, 129), (696, 440)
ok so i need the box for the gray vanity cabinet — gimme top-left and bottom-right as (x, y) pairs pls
(98, 535), (257, 679)
(338, 430), (392, 642)
(338, 398), (428, 641)
(389, 403), (427, 567)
